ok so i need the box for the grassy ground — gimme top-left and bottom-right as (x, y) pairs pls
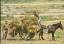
(1, 1), (64, 44)
(1, 30), (64, 44)
(1, 20), (64, 44)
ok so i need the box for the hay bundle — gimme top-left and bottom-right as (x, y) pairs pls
(28, 25), (39, 33)
(22, 15), (39, 33)
(8, 14), (39, 33)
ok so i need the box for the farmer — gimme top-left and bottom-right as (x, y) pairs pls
(33, 10), (41, 27)
(2, 21), (8, 39)
(33, 10), (45, 40)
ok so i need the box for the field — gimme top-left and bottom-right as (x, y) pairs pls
(1, 0), (64, 44)
(1, 27), (64, 44)
(1, 20), (64, 44)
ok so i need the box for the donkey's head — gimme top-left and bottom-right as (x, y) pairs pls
(59, 21), (63, 30)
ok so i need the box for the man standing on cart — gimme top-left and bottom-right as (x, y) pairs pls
(33, 10), (41, 27)
(33, 10), (45, 40)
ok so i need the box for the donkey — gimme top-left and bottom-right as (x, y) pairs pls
(47, 21), (63, 40)
(37, 21), (63, 40)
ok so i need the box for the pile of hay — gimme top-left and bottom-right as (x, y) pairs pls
(21, 15), (39, 32)
(2, 14), (39, 33)
(17, 14), (39, 32)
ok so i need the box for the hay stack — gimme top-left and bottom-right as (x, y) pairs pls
(8, 14), (39, 33)
(22, 15), (39, 32)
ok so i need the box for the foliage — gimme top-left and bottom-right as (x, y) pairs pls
(1, 15), (64, 21)
(1, 0), (36, 3)
(55, 31), (63, 38)
(41, 16), (57, 21)
(1, 0), (64, 3)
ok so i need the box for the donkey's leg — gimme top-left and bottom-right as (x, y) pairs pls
(39, 34), (41, 40)
(41, 33), (44, 40)
(52, 32), (55, 40)
(41, 36), (44, 40)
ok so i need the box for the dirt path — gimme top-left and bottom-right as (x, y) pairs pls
(1, 38), (64, 44)
(1, 33), (64, 44)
